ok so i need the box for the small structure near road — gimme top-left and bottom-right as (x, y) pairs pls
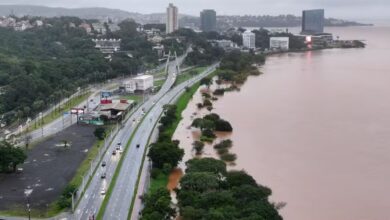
(122, 75), (154, 93)
(92, 38), (121, 54)
(270, 37), (290, 50)
(97, 99), (135, 120)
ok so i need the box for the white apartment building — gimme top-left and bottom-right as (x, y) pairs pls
(166, 3), (179, 34)
(242, 31), (256, 49)
(123, 75), (154, 93)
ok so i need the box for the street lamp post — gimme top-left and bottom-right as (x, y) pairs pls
(69, 188), (77, 213)
(26, 203), (31, 220)
(24, 188), (33, 220)
(39, 112), (43, 137)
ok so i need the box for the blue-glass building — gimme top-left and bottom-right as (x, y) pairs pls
(302, 9), (325, 34)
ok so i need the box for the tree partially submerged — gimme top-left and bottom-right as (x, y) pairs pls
(177, 158), (282, 220)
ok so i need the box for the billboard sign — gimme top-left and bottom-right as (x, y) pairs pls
(101, 91), (112, 98)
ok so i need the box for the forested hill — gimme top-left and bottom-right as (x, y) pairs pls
(0, 5), (137, 21)
(0, 17), (159, 126)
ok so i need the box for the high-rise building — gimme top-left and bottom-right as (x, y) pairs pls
(242, 30), (256, 49)
(200, 9), (217, 32)
(302, 9), (325, 34)
(166, 3), (179, 34)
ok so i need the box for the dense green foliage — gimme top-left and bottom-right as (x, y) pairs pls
(217, 50), (265, 85)
(141, 188), (175, 220)
(192, 141), (205, 155)
(192, 113), (233, 133)
(93, 127), (106, 140)
(0, 17), (107, 123)
(148, 104), (184, 169)
(252, 29), (306, 50)
(0, 141), (27, 172)
(148, 141), (184, 169)
(177, 158), (283, 220)
(0, 17), (160, 125)
(170, 28), (225, 66)
(57, 184), (77, 209)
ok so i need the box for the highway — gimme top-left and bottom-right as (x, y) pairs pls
(102, 63), (218, 220)
(74, 54), (186, 220)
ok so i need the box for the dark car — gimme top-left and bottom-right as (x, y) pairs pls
(101, 173), (106, 179)
(112, 150), (117, 155)
(136, 144), (140, 149)
(102, 161), (106, 167)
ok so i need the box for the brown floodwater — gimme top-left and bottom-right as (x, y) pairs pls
(173, 26), (390, 220)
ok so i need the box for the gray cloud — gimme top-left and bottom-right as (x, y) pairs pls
(0, 0), (389, 21)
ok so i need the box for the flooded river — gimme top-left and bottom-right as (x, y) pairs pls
(173, 26), (390, 220)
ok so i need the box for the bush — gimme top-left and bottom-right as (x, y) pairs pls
(151, 168), (162, 179)
(162, 163), (173, 174)
(200, 136), (215, 143)
(201, 92), (211, 99)
(213, 89), (225, 96)
(214, 139), (233, 150)
(203, 113), (220, 122)
(93, 127), (106, 140)
(148, 141), (184, 169)
(220, 153), (237, 162)
(215, 119), (233, 132)
(202, 129), (216, 139)
(0, 141), (27, 173)
(193, 141), (205, 155)
(203, 99), (213, 107)
(216, 148), (228, 155)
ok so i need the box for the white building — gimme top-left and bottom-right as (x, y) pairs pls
(166, 3), (179, 34)
(123, 75), (154, 93)
(92, 39), (121, 54)
(270, 37), (290, 50)
(242, 31), (256, 49)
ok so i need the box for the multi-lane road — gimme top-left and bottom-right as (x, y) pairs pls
(102, 63), (218, 220)
(74, 54), (187, 220)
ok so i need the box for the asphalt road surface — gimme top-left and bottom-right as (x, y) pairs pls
(102, 63), (218, 220)
(74, 54), (187, 220)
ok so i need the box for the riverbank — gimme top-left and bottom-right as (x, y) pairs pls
(173, 26), (390, 220)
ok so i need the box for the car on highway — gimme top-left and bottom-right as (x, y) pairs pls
(101, 188), (106, 195)
(112, 150), (117, 156)
(136, 144), (140, 149)
(102, 161), (106, 167)
(101, 172), (106, 179)
(116, 143), (122, 152)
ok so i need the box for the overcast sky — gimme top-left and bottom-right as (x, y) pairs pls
(1, 0), (389, 22)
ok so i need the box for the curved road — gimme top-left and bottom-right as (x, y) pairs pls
(74, 54), (186, 220)
(102, 63), (218, 220)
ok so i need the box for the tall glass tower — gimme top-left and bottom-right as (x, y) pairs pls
(200, 9), (217, 32)
(302, 9), (325, 34)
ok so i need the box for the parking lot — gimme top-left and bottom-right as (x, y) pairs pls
(0, 124), (97, 211)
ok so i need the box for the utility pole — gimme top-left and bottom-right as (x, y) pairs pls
(39, 112), (43, 137)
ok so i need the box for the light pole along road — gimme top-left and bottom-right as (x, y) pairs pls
(102, 63), (219, 220)
(74, 53), (187, 220)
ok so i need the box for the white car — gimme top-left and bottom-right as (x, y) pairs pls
(101, 188), (106, 195)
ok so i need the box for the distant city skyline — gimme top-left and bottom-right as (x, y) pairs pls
(0, 0), (389, 22)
